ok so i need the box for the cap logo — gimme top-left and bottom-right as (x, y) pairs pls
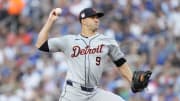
(81, 13), (85, 18)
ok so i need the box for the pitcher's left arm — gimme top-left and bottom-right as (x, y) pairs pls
(117, 62), (132, 84)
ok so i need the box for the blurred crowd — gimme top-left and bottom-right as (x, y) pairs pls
(0, 0), (180, 101)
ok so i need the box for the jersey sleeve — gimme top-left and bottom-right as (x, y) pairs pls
(48, 36), (68, 52)
(108, 39), (125, 61)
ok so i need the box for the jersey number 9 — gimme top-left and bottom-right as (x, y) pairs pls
(96, 57), (101, 66)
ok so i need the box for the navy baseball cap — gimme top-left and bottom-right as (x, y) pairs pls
(79, 8), (104, 22)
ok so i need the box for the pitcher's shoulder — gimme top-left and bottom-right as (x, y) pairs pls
(98, 34), (115, 41)
(98, 34), (119, 46)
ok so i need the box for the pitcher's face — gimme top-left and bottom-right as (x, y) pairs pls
(81, 16), (100, 32)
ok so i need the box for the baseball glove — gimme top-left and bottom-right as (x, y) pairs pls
(131, 70), (152, 93)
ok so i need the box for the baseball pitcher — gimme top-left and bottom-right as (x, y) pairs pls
(35, 7), (152, 101)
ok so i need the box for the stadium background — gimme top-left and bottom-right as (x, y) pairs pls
(0, 0), (180, 101)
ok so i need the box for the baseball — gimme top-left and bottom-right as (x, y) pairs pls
(54, 8), (62, 16)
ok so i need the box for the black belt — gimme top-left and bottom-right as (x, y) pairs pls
(66, 80), (94, 92)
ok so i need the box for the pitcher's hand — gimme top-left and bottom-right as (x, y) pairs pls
(48, 8), (62, 22)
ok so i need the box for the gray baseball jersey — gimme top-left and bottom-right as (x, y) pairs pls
(48, 33), (124, 86)
(48, 33), (125, 101)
